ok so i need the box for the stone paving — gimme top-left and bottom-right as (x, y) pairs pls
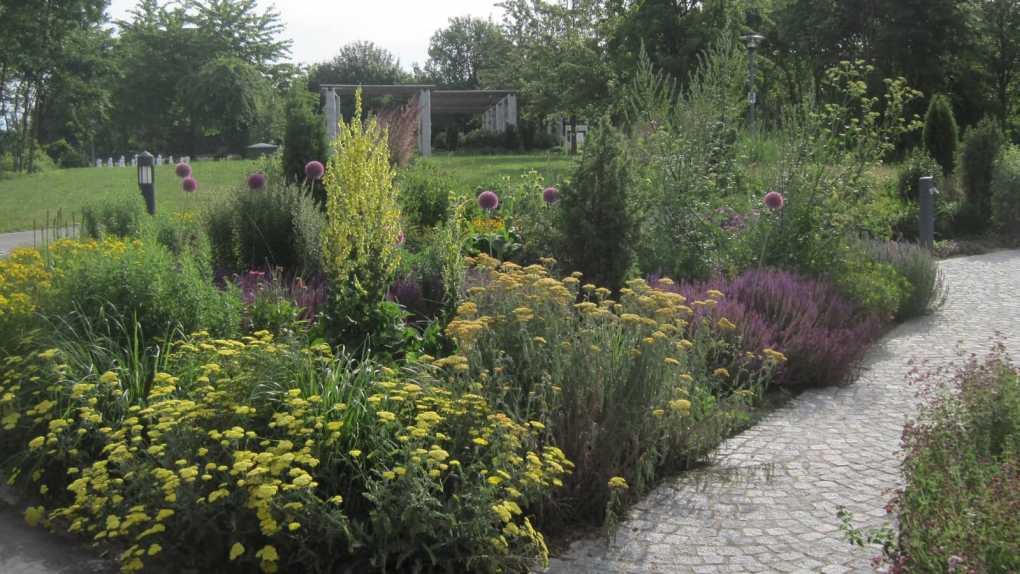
(547, 249), (1020, 574)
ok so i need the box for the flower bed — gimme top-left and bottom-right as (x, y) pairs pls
(445, 256), (783, 524)
(2, 332), (568, 573)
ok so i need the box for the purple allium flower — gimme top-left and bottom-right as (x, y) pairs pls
(543, 186), (559, 204)
(175, 162), (192, 178)
(478, 190), (499, 211)
(182, 177), (198, 193)
(764, 191), (785, 210)
(304, 160), (325, 180)
(247, 172), (266, 190)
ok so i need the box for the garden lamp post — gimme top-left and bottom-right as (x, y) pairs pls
(742, 32), (766, 131)
(137, 151), (156, 215)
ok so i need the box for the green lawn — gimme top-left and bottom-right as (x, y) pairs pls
(0, 153), (576, 233)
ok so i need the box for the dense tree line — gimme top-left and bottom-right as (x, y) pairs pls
(2, 0), (1019, 172)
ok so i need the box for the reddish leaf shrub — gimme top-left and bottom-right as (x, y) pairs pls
(653, 269), (882, 387)
(883, 349), (1020, 573)
(377, 95), (419, 167)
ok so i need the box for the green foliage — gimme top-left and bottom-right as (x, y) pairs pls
(244, 281), (307, 335)
(623, 41), (745, 281)
(282, 82), (327, 197)
(421, 16), (510, 89)
(556, 120), (634, 290)
(751, 62), (923, 283)
(886, 352), (1020, 572)
(80, 192), (144, 239)
(961, 117), (1006, 224)
(204, 183), (324, 277)
(114, 0), (291, 155)
(189, 56), (271, 152)
(896, 149), (942, 203)
(923, 94), (959, 176)
(309, 40), (411, 86)
(864, 240), (945, 320)
(462, 169), (560, 264)
(817, 61), (924, 169)
(143, 211), (215, 272)
(458, 129), (514, 153)
(42, 238), (241, 341)
(321, 90), (404, 353)
(991, 145), (1020, 237)
(832, 255), (910, 321)
(396, 160), (452, 229)
(45, 139), (86, 168)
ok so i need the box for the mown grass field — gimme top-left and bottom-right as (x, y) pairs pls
(0, 153), (576, 233)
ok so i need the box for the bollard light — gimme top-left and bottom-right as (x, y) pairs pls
(742, 32), (766, 130)
(137, 151), (156, 215)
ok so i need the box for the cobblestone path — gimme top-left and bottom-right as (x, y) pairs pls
(547, 249), (1020, 574)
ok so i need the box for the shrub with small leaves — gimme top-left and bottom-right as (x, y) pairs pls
(991, 145), (1020, 238)
(321, 89), (404, 352)
(962, 118), (1007, 226)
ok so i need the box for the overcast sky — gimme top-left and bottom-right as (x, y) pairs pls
(106, 0), (505, 69)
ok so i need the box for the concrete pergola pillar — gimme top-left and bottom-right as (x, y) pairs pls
(506, 94), (518, 128)
(482, 95), (518, 134)
(417, 89), (432, 157)
(323, 88), (339, 146)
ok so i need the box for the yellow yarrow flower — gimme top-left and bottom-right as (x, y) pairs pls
(229, 543), (245, 561)
(608, 476), (629, 489)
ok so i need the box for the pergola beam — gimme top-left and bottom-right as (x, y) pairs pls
(320, 85), (518, 157)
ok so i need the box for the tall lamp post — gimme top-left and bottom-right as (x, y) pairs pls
(742, 32), (766, 131)
(137, 151), (156, 215)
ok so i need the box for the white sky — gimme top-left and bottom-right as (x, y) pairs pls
(106, 0), (505, 69)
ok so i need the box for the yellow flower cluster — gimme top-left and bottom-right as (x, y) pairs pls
(1, 327), (571, 573)
(0, 249), (51, 323)
(469, 218), (506, 234)
(442, 259), (782, 513)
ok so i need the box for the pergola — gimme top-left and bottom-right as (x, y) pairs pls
(320, 84), (518, 156)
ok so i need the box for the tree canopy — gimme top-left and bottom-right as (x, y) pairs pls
(3, 0), (1020, 172)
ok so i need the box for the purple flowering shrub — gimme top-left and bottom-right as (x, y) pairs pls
(653, 269), (882, 387)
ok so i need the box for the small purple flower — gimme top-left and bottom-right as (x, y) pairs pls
(478, 190), (499, 211)
(182, 177), (198, 193)
(764, 191), (785, 210)
(396, 229), (405, 247)
(247, 172), (266, 190)
(543, 186), (559, 204)
(305, 160), (325, 180)
(175, 162), (192, 178)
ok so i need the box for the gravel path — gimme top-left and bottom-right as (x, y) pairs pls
(0, 228), (77, 257)
(547, 249), (1020, 574)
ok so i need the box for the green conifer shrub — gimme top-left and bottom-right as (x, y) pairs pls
(556, 119), (634, 291)
(923, 94), (959, 177)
